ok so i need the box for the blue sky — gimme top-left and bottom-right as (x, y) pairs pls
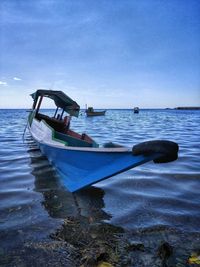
(0, 0), (199, 108)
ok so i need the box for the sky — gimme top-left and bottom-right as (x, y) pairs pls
(0, 0), (200, 109)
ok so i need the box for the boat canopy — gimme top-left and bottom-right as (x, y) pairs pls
(31, 89), (80, 117)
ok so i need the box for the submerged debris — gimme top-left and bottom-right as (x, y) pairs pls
(126, 242), (145, 252)
(97, 262), (113, 267)
(188, 251), (200, 265)
(50, 215), (129, 266)
(1, 207), (199, 267)
(157, 242), (173, 259)
(157, 242), (173, 267)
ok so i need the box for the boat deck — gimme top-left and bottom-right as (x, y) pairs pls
(35, 113), (98, 148)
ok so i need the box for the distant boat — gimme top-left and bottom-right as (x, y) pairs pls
(134, 107), (139, 113)
(27, 89), (179, 192)
(86, 106), (106, 117)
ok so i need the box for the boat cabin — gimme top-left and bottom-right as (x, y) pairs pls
(29, 90), (98, 147)
(87, 107), (94, 112)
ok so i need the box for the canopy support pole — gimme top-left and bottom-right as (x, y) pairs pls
(36, 96), (43, 115)
(54, 107), (59, 118)
(61, 109), (65, 120)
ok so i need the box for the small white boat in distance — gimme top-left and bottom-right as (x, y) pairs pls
(86, 107), (106, 117)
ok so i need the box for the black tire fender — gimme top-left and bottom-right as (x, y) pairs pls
(132, 140), (179, 163)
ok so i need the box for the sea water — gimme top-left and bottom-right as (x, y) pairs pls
(0, 109), (200, 266)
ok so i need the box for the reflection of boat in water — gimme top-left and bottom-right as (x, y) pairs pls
(27, 89), (179, 192)
(86, 106), (106, 117)
(134, 107), (139, 113)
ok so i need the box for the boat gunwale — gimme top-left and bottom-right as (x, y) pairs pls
(29, 118), (131, 153)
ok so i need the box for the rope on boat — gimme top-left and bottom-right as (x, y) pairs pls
(22, 119), (29, 142)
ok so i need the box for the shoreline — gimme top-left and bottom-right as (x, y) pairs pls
(175, 107), (200, 110)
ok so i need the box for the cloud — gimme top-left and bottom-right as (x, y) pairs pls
(13, 77), (22, 81)
(0, 81), (7, 86)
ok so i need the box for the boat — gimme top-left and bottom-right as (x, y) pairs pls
(28, 89), (179, 192)
(86, 106), (106, 116)
(134, 107), (139, 113)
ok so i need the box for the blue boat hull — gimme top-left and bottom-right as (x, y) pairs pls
(39, 142), (157, 192)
